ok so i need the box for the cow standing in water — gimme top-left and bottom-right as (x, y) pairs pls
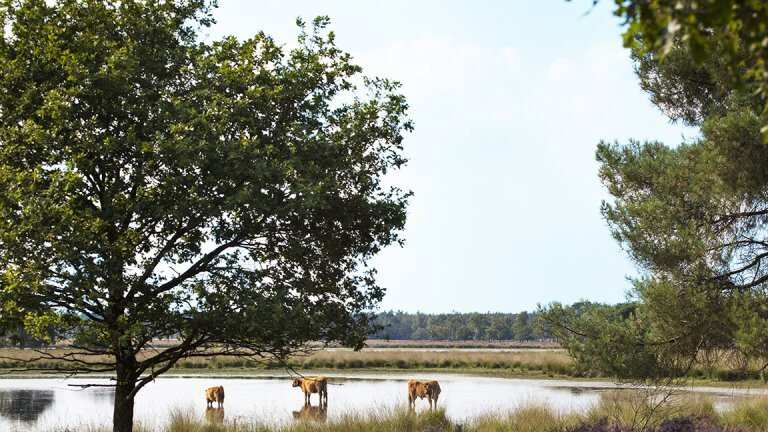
(205, 386), (225, 408)
(292, 377), (328, 406)
(407, 380), (441, 410)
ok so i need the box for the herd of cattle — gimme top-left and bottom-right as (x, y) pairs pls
(203, 377), (442, 420)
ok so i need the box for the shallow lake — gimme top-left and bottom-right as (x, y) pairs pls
(0, 372), (765, 431)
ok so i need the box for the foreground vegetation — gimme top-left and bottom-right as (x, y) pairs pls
(57, 392), (768, 432)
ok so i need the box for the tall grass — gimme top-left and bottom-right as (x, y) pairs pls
(58, 408), (454, 432)
(582, 390), (716, 429)
(55, 395), (768, 432)
(292, 349), (575, 375)
(0, 348), (580, 378)
(720, 397), (768, 430)
(471, 404), (581, 432)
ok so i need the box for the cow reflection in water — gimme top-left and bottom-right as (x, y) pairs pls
(205, 407), (225, 424)
(292, 404), (327, 422)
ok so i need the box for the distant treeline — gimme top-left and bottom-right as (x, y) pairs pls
(2, 304), (600, 346)
(370, 310), (551, 341)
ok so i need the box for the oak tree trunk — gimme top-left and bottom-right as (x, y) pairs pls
(113, 362), (137, 432)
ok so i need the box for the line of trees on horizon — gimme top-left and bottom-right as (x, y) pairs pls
(1, 302), (622, 346)
(0, 309), (550, 345)
(370, 309), (551, 341)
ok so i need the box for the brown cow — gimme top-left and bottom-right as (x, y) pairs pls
(407, 380), (441, 410)
(292, 376), (328, 406)
(205, 386), (225, 408)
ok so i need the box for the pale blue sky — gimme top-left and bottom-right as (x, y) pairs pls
(209, 1), (695, 313)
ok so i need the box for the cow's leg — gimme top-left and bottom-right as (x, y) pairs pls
(434, 394), (439, 409)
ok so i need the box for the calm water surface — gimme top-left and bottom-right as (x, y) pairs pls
(0, 372), (762, 431)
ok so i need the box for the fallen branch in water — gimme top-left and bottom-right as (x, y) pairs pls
(67, 383), (117, 389)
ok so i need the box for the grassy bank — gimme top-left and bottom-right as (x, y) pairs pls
(175, 349), (580, 378)
(58, 393), (768, 431)
(0, 348), (579, 378)
(4, 347), (768, 384)
(143, 350), (768, 384)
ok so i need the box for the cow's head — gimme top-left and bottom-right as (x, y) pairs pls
(292, 378), (302, 387)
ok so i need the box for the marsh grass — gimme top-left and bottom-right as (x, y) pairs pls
(470, 404), (581, 432)
(165, 349), (576, 375)
(0, 348), (579, 378)
(53, 394), (768, 432)
(720, 397), (768, 430)
(62, 407), (454, 432)
(293, 349), (574, 374)
(581, 390), (717, 429)
(5, 347), (768, 384)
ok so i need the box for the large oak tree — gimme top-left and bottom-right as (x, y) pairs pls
(0, 1), (412, 431)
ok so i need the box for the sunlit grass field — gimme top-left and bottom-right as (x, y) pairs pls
(0, 347), (578, 378)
